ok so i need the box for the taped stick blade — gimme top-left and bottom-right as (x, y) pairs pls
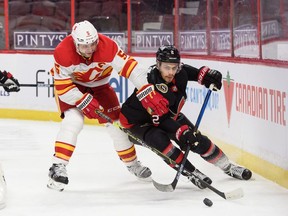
(152, 179), (174, 192)
(224, 187), (244, 200)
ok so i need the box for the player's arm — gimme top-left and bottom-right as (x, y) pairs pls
(159, 117), (201, 150)
(0, 70), (20, 92)
(111, 43), (169, 116)
(107, 38), (147, 89)
(183, 64), (222, 91)
(197, 66), (222, 90)
(51, 65), (103, 120)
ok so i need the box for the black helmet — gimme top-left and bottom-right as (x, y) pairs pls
(156, 45), (180, 63)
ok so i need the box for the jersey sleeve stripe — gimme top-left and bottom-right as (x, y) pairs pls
(56, 85), (76, 96)
(54, 78), (74, 85)
(54, 78), (77, 96)
(119, 58), (138, 78)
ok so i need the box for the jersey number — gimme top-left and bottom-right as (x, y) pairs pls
(152, 115), (160, 125)
(117, 50), (128, 60)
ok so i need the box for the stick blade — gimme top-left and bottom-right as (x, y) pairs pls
(224, 187), (244, 200)
(152, 179), (174, 192)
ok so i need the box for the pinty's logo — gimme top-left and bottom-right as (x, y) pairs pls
(223, 71), (234, 127)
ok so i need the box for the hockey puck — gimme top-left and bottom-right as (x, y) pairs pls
(203, 198), (213, 207)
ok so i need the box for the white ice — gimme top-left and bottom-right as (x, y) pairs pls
(0, 119), (287, 216)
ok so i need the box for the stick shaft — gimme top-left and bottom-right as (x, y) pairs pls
(0, 83), (54, 87)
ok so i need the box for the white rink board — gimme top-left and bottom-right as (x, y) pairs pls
(0, 53), (56, 111)
(0, 53), (287, 171)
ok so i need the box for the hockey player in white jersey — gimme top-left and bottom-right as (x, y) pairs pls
(47, 20), (169, 191)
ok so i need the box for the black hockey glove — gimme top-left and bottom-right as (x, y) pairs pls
(0, 70), (20, 92)
(175, 125), (201, 149)
(197, 66), (222, 91)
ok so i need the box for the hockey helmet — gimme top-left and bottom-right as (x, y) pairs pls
(71, 20), (98, 45)
(156, 45), (180, 63)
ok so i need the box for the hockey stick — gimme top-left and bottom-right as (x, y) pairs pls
(151, 84), (213, 192)
(96, 110), (243, 200)
(0, 83), (54, 87)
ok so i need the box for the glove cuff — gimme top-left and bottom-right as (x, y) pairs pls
(76, 93), (93, 110)
(198, 66), (210, 85)
(176, 125), (189, 141)
(136, 84), (154, 101)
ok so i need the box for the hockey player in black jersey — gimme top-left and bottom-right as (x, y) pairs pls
(119, 45), (252, 189)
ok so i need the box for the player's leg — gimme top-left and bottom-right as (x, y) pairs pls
(175, 113), (252, 180)
(47, 108), (84, 191)
(131, 125), (212, 189)
(94, 84), (152, 181)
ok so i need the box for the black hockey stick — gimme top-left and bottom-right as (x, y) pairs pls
(151, 84), (213, 192)
(96, 110), (243, 200)
(0, 83), (54, 87)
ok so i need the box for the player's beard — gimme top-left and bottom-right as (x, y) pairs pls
(164, 75), (174, 83)
(76, 45), (95, 59)
(80, 50), (93, 58)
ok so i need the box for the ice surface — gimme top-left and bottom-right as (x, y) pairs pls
(0, 119), (287, 216)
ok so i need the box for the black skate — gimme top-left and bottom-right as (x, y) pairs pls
(224, 164), (252, 180)
(188, 169), (212, 189)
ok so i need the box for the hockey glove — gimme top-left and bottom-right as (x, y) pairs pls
(0, 71), (20, 92)
(197, 66), (222, 90)
(76, 93), (103, 119)
(136, 84), (169, 116)
(176, 125), (200, 148)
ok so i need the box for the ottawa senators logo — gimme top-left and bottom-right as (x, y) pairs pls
(155, 83), (168, 93)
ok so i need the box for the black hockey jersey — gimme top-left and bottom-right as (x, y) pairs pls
(120, 64), (200, 127)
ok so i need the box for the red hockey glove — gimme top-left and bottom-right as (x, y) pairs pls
(0, 70), (20, 92)
(136, 84), (169, 116)
(76, 93), (103, 119)
(197, 66), (222, 91)
(176, 125), (201, 148)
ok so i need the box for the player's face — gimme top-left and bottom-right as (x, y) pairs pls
(77, 40), (98, 58)
(158, 62), (179, 83)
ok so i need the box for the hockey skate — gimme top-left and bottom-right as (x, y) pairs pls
(224, 164), (252, 180)
(188, 169), (212, 189)
(47, 163), (69, 191)
(127, 161), (152, 182)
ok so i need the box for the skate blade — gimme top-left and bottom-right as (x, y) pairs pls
(47, 179), (66, 192)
